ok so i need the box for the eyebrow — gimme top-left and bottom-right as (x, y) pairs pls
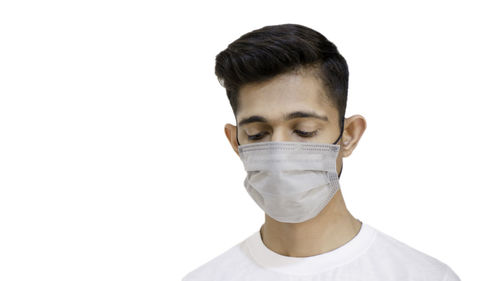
(238, 111), (329, 126)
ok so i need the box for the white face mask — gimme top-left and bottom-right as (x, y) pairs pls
(236, 118), (344, 223)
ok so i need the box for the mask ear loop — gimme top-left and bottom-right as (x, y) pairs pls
(236, 124), (241, 146)
(332, 116), (344, 145)
(334, 116), (345, 178)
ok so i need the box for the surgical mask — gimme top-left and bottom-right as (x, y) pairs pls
(236, 117), (344, 223)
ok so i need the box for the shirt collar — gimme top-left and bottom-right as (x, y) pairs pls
(243, 221), (377, 276)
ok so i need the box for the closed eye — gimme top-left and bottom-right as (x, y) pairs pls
(295, 130), (318, 137)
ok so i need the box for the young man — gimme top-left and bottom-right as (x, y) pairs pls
(182, 24), (460, 281)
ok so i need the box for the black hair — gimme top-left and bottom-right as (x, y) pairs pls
(214, 23), (349, 127)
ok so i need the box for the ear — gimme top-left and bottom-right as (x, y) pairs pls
(224, 123), (240, 156)
(340, 115), (367, 157)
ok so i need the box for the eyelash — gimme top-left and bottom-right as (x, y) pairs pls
(248, 130), (318, 140)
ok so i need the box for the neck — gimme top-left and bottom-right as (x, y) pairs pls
(260, 189), (362, 257)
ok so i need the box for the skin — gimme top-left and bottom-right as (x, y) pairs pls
(223, 67), (367, 257)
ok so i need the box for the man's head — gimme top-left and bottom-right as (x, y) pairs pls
(215, 23), (366, 161)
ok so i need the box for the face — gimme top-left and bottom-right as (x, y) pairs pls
(224, 67), (366, 162)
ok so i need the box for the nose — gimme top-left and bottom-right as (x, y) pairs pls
(270, 128), (291, 142)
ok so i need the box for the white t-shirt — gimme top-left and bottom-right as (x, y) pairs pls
(182, 222), (460, 281)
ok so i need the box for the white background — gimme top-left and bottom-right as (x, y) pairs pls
(0, 1), (498, 280)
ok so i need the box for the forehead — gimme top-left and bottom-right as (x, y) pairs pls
(237, 69), (336, 123)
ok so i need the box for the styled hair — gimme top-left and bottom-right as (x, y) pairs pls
(214, 23), (349, 126)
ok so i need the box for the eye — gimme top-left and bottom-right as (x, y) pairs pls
(295, 130), (318, 138)
(248, 132), (269, 140)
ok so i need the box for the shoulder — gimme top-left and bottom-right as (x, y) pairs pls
(365, 224), (460, 280)
(181, 234), (256, 281)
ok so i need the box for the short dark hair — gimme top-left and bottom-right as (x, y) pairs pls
(214, 23), (349, 126)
